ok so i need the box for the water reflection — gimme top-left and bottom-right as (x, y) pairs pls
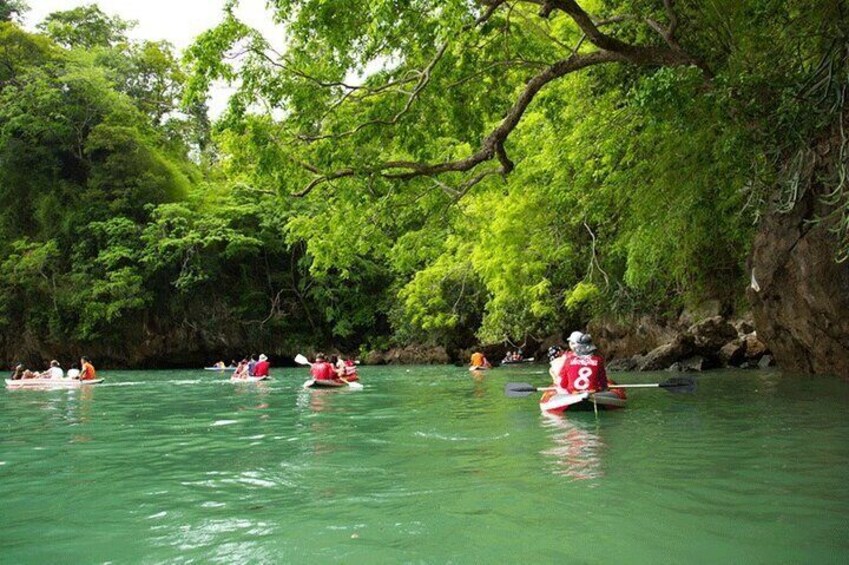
(540, 416), (605, 482)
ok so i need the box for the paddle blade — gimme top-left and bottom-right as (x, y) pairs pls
(294, 354), (311, 366)
(346, 381), (364, 390)
(504, 382), (539, 398)
(660, 376), (697, 393)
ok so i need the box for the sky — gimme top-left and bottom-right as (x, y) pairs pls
(24, 0), (285, 116)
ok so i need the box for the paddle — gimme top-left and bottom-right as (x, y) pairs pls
(294, 354), (363, 390)
(504, 376), (696, 398)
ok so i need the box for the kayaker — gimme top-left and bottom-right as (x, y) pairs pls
(9, 363), (25, 380)
(78, 356), (97, 381)
(253, 354), (270, 377)
(470, 351), (490, 369)
(555, 333), (608, 393)
(337, 354), (359, 382)
(232, 358), (249, 379)
(38, 360), (64, 380)
(310, 353), (339, 382)
(67, 363), (80, 379)
(247, 355), (258, 377)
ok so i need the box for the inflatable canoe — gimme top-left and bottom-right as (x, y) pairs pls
(539, 389), (627, 415)
(302, 378), (362, 390)
(5, 378), (105, 390)
(230, 375), (268, 382)
(501, 357), (535, 365)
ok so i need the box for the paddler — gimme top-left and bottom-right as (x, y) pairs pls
(310, 353), (339, 382)
(469, 351), (490, 370)
(336, 354), (359, 382)
(253, 354), (270, 377)
(555, 332), (608, 394)
(78, 356), (97, 381)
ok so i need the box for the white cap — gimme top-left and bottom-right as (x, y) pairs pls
(568, 331), (584, 344)
(259, 354), (268, 361)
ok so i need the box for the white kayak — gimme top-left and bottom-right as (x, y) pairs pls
(302, 379), (363, 390)
(230, 375), (268, 382)
(205, 367), (232, 371)
(5, 378), (105, 389)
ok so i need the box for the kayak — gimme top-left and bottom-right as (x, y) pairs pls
(5, 378), (105, 390)
(230, 375), (268, 382)
(205, 367), (232, 371)
(302, 378), (346, 389)
(302, 378), (365, 390)
(501, 357), (535, 365)
(539, 388), (627, 415)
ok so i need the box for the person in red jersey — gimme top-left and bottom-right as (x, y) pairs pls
(557, 332), (608, 394)
(310, 353), (339, 382)
(253, 354), (270, 377)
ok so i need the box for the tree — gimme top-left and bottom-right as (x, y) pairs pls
(0, 0), (28, 23)
(37, 4), (134, 49)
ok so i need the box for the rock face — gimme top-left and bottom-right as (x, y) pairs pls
(747, 145), (849, 378)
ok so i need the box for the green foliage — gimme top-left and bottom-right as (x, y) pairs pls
(37, 4), (134, 49)
(1, 2), (845, 363)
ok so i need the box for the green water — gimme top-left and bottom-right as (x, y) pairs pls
(1, 366), (848, 563)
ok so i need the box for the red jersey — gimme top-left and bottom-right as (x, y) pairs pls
(558, 352), (607, 393)
(310, 361), (338, 381)
(253, 360), (270, 377)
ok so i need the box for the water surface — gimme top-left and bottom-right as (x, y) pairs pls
(1, 366), (848, 563)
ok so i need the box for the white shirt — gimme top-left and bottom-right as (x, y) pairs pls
(67, 368), (80, 379)
(47, 366), (64, 379)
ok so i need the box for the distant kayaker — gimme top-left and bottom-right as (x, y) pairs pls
(232, 358), (249, 379)
(336, 354), (359, 382)
(470, 351), (490, 369)
(247, 355), (258, 377)
(310, 353), (339, 382)
(554, 332), (608, 393)
(78, 356), (97, 381)
(10, 364), (26, 380)
(38, 360), (64, 380)
(67, 363), (80, 379)
(253, 354), (270, 377)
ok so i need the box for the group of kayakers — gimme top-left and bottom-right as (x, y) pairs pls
(8, 357), (97, 381)
(232, 354), (271, 379)
(309, 353), (359, 384)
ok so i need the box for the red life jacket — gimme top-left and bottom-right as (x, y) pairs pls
(558, 352), (607, 393)
(310, 361), (337, 381)
(253, 360), (270, 377)
(343, 359), (358, 381)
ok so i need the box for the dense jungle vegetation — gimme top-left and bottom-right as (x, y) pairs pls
(0, 1), (846, 366)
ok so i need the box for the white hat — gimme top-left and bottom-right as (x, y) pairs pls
(567, 331), (584, 344)
(259, 354), (268, 361)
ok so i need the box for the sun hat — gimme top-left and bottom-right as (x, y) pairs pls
(259, 354), (268, 362)
(568, 331), (584, 344)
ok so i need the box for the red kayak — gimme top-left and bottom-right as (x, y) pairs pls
(539, 388), (627, 415)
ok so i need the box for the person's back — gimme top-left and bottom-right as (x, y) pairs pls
(67, 364), (80, 379)
(247, 356), (257, 376)
(342, 357), (359, 381)
(557, 333), (607, 393)
(310, 355), (337, 381)
(470, 352), (486, 367)
(254, 354), (270, 377)
(79, 357), (96, 381)
(45, 360), (63, 380)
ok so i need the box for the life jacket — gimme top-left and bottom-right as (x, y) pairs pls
(311, 361), (337, 381)
(253, 360), (270, 377)
(343, 359), (358, 380)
